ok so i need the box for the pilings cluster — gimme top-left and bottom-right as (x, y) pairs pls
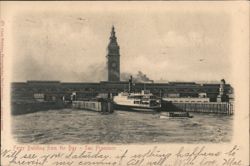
(72, 100), (114, 113)
(162, 101), (234, 115)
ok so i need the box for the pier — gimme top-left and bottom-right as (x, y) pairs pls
(162, 101), (234, 115)
(72, 100), (114, 113)
(11, 101), (67, 115)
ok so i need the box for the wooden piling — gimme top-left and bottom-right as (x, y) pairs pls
(72, 100), (114, 113)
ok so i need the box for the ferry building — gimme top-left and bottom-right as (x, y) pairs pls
(11, 26), (233, 104)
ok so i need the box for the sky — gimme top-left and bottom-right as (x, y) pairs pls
(12, 8), (232, 83)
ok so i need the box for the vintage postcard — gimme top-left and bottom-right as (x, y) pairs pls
(1, 1), (249, 166)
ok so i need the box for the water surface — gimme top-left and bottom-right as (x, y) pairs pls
(12, 109), (233, 144)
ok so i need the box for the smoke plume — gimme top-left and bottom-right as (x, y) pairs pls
(121, 71), (153, 83)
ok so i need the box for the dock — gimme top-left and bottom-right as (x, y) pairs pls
(162, 100), (234, 115)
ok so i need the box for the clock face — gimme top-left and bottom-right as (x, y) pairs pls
(111, 62), (117, 68)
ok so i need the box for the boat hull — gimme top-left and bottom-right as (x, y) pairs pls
(114, 103), (161, 112)
(159, 112), (193, 118)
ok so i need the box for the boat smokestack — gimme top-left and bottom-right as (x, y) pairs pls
(129, 76), (133, 93)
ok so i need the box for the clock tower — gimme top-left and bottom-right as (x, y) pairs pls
(107, 26), (120, 82)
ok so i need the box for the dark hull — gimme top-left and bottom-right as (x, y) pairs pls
(160, 112), (193, 118)
(114, 104), (161, 112)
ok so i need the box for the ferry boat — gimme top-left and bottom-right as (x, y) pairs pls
(113, 90), (161, 111)
(112, 76), (161, 111)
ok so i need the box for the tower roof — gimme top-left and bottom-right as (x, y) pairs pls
(108, 25), (119, 49)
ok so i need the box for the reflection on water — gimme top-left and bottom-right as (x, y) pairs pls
(12, 109), (233, 144)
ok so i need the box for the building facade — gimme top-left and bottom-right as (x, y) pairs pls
(11, 81), (233, 103)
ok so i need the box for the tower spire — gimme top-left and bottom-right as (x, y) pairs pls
(110, 25), (117, 41)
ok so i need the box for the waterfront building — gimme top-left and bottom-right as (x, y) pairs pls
(11, 80), (233, 103)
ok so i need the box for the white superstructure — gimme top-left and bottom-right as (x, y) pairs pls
(113, 90), (161, 110)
